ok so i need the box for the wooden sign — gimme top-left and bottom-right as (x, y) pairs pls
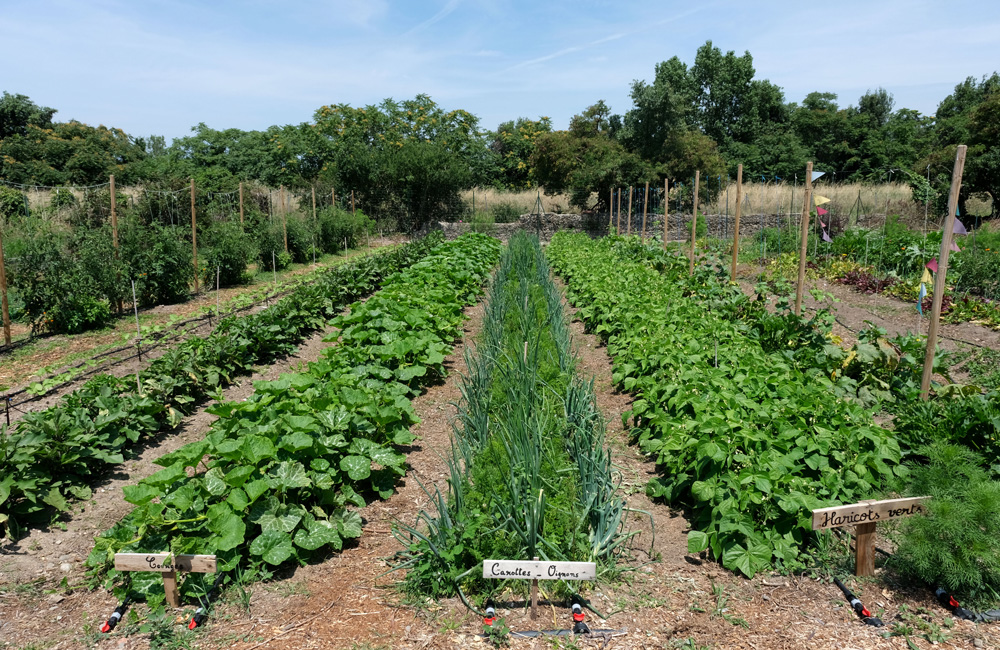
(114, 553), (217, 608)
(484, 558), (596, 620)
(483, 560), (596, 581)
(812, 497), (929, 576)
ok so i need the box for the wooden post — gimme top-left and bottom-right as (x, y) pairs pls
(794, 162), (814, 316)
(351, 190), (356, 216)
(191, 178), (199, 293)
(615, 188), (621, 235)
(663, 178), (669, 250)
(0, 225), (10, 345)
(238, 181), (244, 225)
(605, 190), (612, 234)
(921, 145), (967, 400)
(332, 187), (336, 209)
(689, 171), (700, 276)
(730, 164), (744, 282)
(109, 174), (119, 254)
(641, 182), (649, 242)
(854, 522), (876, 577)
(530, 556), (539, 620)
(131, 279), (142, 363)
(626, 186), (633, 236)
(311, 186), (317, 226)
(280, 185), (288, 254)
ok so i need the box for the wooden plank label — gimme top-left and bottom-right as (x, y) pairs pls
(114, 553), (217, 573)
(811, 497), (930, 531)
(483, 560), (596, 581)
(114, 553), (216, 608)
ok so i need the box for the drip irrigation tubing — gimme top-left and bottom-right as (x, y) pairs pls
(832, 528), (1000, 624)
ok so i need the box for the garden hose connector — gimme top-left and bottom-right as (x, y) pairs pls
(571, 596), (590, 634)
(483, 600), (497, 627)
(935, 587), (976, 621)
(188, 607), (207, 629)
(833, 577), (883, 627)
(100, 598), (130, 633)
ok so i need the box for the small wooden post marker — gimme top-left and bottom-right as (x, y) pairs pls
(114, 553), (217, 608)
(811, 497), (929, 576)
(483, 559), (596, 620)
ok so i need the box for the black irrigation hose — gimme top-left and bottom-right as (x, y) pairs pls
(833, 577), (884, 626)
(833, 529), (1000, 624)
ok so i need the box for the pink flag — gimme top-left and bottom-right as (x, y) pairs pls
(950, 240), (960, 252)
(953, 218), (968, 235)
(926, 258), (938, 272)
(822, 229), (832, 243)
(820, 221), (827, 228)
(817, 206), (828, 216)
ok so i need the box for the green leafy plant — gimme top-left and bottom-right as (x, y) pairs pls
(548, 233), (903, 577)
(82, 233), (500, 605)
(0, 233), (447, 536)
(891, 443), (1000, 608)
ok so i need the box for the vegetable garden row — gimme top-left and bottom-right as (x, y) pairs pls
(394, 232), (631, 603)
(548, 232), (1000, 604)
(0, 232), (444, 536)
(83, 232), (501, 607)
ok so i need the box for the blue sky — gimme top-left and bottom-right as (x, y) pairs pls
(3, 0), (999, 142)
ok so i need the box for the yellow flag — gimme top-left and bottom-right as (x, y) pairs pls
(813, 195), (831, 206)
(921, 268), (933, 285)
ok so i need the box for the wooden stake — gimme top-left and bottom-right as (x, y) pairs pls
(239, 181), (244, 225)
(615, 188), (621, 235)
(332, 187), (336, 209)
(280, 185), (288, 254)
(110, 174), (119, 254)
(131, 279), (142, 362)
(626, 186), (633, 236)
(607, 187), (613, 231)
(351, 190), (356, 216)
(191, 178), (199, 293)
(689, 171), (700, 276)
(311, 186), (317, 227)
(854, 522), (877, 577)
(0, 225), (11, 345)
(920, 144), (967, 400)
(794, 162), (814, 316)
(730, 164), (744, 282)
(663, 178), (669, 250)
(531, 556), (539, 620)
(641, 182), (649, 242)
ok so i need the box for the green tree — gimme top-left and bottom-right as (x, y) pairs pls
(486, 116), (552, 190)
(532, 102), (659, 211)
(920, 73), (1000, 216)
(0, 92), (55, 139)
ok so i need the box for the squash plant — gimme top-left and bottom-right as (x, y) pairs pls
(85, 234), (501, 606)
(0, 234), (444, 537)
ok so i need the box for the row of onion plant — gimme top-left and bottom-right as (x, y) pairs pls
(392, 232), (641, 604)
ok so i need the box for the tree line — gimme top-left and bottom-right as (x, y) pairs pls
(2, 40), (997, 228)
